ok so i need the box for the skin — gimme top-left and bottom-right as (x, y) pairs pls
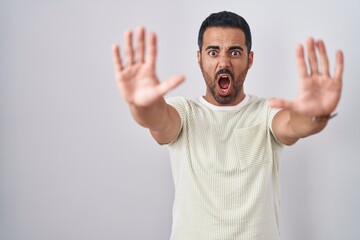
(270, 38), (344, 144)
(197, 27), (253, 106)
(112, 26), (344, 145)
(112, 27), (184, 144)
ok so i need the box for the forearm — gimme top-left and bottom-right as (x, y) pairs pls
(273, 109), (331, 145)
(129, 98), (172, 132)
(129, 97), (181, 144)
(287, 111), (329, 139)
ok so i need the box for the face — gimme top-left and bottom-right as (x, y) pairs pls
(197, 27), (253, 106)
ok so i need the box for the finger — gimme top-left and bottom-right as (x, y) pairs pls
(316, 40), (330, 77)
(296, 44), (308, 79)
(157, 75), (185, 96)
(136, 26), (145, 63)
(124, 30), (134, 66)
(306, 37), (319, 75)
(334, 50), (344, 83)
(147, 32), (157, 69)
(267, 98), (291, 109)
(112, 44), (123, 72)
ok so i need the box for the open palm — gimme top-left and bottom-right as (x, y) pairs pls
(269, 38), (344, 117)
(112, 27), (184, 107)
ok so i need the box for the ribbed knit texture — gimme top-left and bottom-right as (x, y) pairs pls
(165, 95), (284, 240)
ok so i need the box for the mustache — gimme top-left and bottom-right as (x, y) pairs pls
(215, 68), (234, 80)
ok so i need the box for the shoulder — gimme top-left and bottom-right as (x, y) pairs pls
(165, 96), (199, 107)
(165, 97), (202, 115)
(245, 95), (282, 133)
(241, 95), (273, 118)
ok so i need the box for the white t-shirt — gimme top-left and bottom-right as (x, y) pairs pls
(165, 95), (284, 240)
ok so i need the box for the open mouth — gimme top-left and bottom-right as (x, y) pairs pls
(218, 75), (231, 93)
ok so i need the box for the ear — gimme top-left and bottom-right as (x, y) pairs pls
(197, 51), (201, 65)
(247, 51), (254, 69)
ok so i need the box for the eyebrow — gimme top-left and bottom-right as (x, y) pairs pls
(205, 45), (244, 52)
(205, 45), (220, 51)
(229, 46), (244, 52)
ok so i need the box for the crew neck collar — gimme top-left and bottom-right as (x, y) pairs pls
(199, 95), (250, 111)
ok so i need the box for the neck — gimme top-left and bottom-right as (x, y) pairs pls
(204, 89), (246, 106)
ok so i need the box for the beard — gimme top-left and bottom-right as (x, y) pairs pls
(200, 62), (248, 105)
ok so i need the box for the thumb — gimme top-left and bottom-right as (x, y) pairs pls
(157, 75), (185, 96)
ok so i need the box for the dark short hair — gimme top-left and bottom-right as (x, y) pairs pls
(197, 11), (252, 53)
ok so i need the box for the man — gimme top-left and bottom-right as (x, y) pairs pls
(112, 11), (343, 240)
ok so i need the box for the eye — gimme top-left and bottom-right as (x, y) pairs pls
(208, 50), (217, 57)
(230, 50), (241, 57)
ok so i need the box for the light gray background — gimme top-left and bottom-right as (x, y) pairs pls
(1, 0), (359, 239)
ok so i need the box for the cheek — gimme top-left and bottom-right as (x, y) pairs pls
(233, 59), (249, 71)
(202, 62), (212, 71)
(200, 63), (214, 84)
(201, 57), (217, 69)
(232, 65), (250, 81)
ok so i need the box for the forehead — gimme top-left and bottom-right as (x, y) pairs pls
(202, 27), (246, 48)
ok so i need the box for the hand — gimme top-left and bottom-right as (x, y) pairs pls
(112, 26), (184, 107)
(268, 38), (344, 117)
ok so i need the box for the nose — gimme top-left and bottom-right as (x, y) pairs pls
(217, 55), (231, 70)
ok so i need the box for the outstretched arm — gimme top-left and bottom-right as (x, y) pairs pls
(112, 26), (185, 144)
(269, 38), (344, 145)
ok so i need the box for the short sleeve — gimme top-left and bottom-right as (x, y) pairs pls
(266, 99), (285, 147)
(164, 97), (187, 145)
